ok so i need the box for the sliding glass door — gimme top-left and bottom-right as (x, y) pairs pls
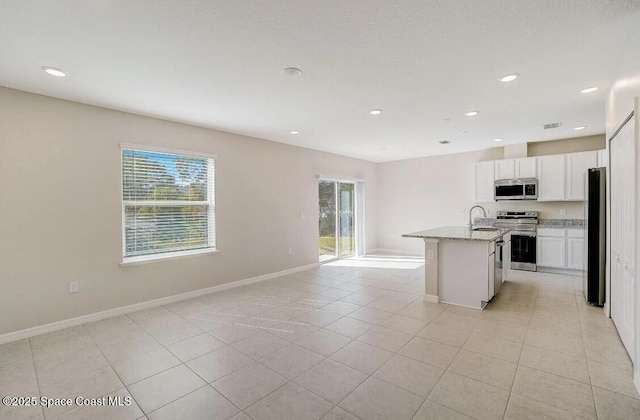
(319, 180), (356, 261)
(338, 182), (355, 257)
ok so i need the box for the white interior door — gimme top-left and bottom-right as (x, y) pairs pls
(610, 115), (636, 360)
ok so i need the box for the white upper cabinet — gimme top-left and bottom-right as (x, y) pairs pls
(565, 151), (598, 201)
(475, 161), (495, 202)
(494, 159), (515, 180)
(494, 157), (536, 180)
(515, 157), (537, 178)
(474, 150), (601, 203)
(597, 149), (608, 168)
(537, 154), (565, 201)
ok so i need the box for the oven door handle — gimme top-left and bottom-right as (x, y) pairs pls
(511, 232), (536, 237)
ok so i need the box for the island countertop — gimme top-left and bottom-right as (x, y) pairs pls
(402, 226), (508, 242)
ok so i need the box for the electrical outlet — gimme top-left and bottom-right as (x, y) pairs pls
(288, 247), (293, 255)
(560, 209), (566, 216)
(299, 212), (305, 220)
(69, 281), (79, 294)
(427, 250), (434, 260)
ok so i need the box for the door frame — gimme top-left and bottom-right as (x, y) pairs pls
(317, 176), (365, 262)
(607, 108), (636, 364)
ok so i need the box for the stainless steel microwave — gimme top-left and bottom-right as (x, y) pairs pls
(494, 178), (538, 200)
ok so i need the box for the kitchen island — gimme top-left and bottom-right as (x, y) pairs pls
(403, 226), (507, 309)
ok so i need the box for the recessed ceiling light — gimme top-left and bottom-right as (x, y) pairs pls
(581, 87), (598, 94)
(465, 111), (479, 117)
(493, 138), (503, 142)
(41, 66), (66, 77)
(500, 73), (519, 82)
(369, 109), (383, 115)
(574, 126), (586, 131)
(289, 130), (300, 135)
(282, 67), (302, 77)
(439, 140), (451, 144)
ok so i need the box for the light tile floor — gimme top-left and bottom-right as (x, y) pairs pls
(1, 255), (639, 419)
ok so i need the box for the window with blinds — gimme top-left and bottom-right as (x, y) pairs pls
(121, 145), (216, 262)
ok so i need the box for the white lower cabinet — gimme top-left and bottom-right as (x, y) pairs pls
(537, 236), (566, 268)
(537, 228), (584, 271)
(567, 238), (584, 270)
(566, 229), (585, 270)
(438, 238), (500, 309)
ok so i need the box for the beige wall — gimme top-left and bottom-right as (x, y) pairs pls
(527, 134), (605, 156)
(376, 148), (504, 255)
(0, 87), (377, 334)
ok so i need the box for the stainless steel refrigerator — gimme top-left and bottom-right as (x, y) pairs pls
(583, 167), (606, 306)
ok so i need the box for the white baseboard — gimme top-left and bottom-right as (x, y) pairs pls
(368, 248), (423, 257)
(0, 262), (319, 345)
(506, 268), (580, 281)
(536, 267), (582, 276)
(423, 294), (439, 303)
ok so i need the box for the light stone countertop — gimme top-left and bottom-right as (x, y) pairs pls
(402, 226), (508, 242)
(475, 217), (585, 229)
(538, 219), (585, 229)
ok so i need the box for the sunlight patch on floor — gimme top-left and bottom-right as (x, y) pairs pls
(319, 254), (336, 263)
(326, 254), (425, 270)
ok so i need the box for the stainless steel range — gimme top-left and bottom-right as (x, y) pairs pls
(494, 211), (538, 272)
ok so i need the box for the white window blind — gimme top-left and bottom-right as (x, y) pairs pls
(121, 145), (215, 261)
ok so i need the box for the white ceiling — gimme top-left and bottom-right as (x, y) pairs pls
(1, 1), (639, 162)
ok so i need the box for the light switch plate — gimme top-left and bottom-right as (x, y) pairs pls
(69, 281), (79, 294)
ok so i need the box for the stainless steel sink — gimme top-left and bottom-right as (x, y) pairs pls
(472, 227), (500, 232)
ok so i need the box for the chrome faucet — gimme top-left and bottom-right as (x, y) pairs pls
(468, 205), (487, 229)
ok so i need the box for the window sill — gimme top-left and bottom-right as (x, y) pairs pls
(120, 248), (219, 266)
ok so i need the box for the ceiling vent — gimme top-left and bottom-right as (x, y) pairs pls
(439, 140), (451, 144)
(543, 122), (562, 129)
